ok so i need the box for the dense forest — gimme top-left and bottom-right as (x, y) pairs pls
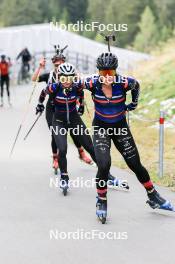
(0, 0), (175, 52)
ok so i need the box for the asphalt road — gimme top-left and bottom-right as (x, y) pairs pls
(0, 84), (174, 264)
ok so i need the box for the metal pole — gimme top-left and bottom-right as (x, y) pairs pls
(23, 113), (42, 141)
(9, 68), (41, 157)
(159, 110), (164, 178)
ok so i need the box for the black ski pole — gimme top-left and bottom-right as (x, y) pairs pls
(54, 44), (68, 55)
(61, 45), (68, 53)
(104, 35), (116, 52)
(9, 69), (41, 157)
(98, 32), (116, 52)
(23, 113), (42, 141)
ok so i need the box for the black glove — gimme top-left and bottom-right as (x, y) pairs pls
(36, 103), (45, 115)
(77, 104), (84, 116)
(125, 102), (137, 112)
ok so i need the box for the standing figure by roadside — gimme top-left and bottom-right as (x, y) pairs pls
(0, 55), (12, 106)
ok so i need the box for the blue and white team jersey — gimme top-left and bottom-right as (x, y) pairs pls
(46, 81), (84, 117)
(84, 74), (139, 123)
(45, 75), (139, 123)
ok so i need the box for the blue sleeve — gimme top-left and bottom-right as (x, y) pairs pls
(46, 83), (58, 95)
(84, 75), (98, 91)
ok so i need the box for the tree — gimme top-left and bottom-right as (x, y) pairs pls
(87, 0), (111, 41)
(133, 6), (159, 52)
(49, 0), (62, 21)
(104, 0), (150, 47)
(0, 0), (174, 50)
(0, 0), (43, 26)
(154, 0), (175, 28)
(58, 0), (88, 23)
(88, 0), (110, 24)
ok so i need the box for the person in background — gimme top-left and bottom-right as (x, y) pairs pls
(16, 47), (32, 72)
(0, 55), (12, 106)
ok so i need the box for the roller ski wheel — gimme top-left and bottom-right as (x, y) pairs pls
(96, 197), (107, 224)
(60, 181), (69, 196)
(62, 186), (68, 196)
(108, 173), (129, 190)
(60, 176), (69, 196)
(146, 189), (175, 212)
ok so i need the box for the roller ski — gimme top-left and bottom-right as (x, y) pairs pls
(146, 189), (175, 212)
(52, 154), (59, 175)
(60, 174), (69, 196)
(96, 196), (107, 224)
(108, 173), (129, 190)
(78, 148), (93, 165)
